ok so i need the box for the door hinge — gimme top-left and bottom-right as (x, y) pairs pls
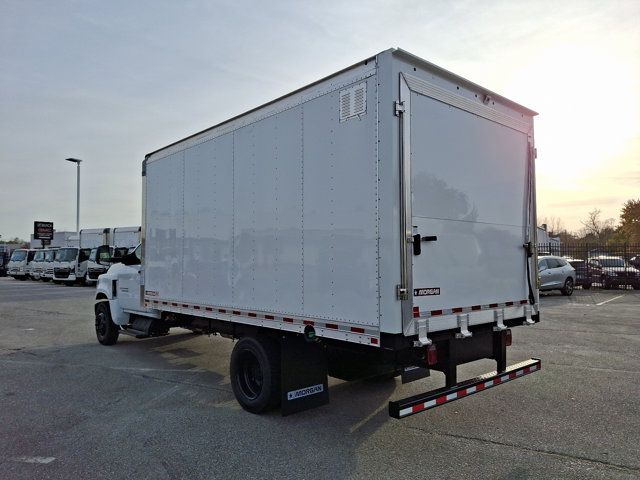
(396, 284), (408, 300)
(394, 101), (405, 116)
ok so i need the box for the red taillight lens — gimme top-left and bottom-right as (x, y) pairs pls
(505, 329), (512, 347)
(426, 344), (438, 365)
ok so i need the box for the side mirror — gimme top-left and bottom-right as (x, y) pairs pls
(95, 245), (113, 267)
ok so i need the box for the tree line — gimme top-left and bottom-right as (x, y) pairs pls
(540, 199), (640, 244)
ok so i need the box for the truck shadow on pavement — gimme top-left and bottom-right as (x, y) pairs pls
(1, 330), (403, 479)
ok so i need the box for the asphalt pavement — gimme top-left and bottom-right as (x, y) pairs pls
(0, 277), (638, 479)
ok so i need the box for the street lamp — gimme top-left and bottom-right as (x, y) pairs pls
(65, 158), (82, 234)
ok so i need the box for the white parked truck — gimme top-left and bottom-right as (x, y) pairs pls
(112, 226), (141, 250)
(54, 228), (109, 285)
(94, 48), (541, 417)
(86, 226), (141, 285)
(41, 248), (58, 281)
(7, 249), (34, 280)
(29, 250), (47, 280)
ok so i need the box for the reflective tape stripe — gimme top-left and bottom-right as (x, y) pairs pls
(396, 361), (540, 418)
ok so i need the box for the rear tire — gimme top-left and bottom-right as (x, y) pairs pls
(95, 302), (119, 345)
(582, 282), (591, 290)
(561, 278), (574, 296)
(633, 282), (640, 290)
(230, 336), (281, 414)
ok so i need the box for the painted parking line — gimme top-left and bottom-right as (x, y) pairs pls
(595, 295), (624, 306)
(10, 456), (56, 464)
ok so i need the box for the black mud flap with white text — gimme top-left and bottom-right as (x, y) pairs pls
(280, 335), (329, 416)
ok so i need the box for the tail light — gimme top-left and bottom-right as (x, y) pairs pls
(426, 344), (438, 365)
(505, 329), (512, 347)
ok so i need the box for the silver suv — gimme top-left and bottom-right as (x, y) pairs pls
(538, 255), (576, 296)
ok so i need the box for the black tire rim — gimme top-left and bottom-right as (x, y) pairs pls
(236, 349), (263, 400)
(95, 310), (107, 338)
(566, 279), (573, 294)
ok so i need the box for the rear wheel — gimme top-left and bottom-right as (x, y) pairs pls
(633, 282), (640, 290)
(561, 278), (574, 296)
(230, 336), (281, 413)
(95, 302), (119, 345)
(582, 282), (591, 290)
(603, 277), (612, 290)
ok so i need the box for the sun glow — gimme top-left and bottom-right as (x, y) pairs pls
(505, 43), (639, 183)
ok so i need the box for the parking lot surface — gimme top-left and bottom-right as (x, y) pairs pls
(0, 277), (639, 479)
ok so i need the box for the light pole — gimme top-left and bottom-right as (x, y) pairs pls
(65, 158), (82, 235)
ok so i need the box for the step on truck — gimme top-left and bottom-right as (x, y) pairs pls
(94, 48), (541, 417)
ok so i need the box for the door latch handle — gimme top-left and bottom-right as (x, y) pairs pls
(413, 235), (438, 255)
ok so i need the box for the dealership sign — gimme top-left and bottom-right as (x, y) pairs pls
(34, 221), (54, 240)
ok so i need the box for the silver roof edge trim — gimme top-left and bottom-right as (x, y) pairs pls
(393, 48), (538, 117)
(402, 72), (532, 134)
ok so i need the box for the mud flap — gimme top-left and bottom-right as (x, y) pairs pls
(280, 335), (329, 416)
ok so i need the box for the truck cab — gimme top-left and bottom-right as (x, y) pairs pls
(41, 249), (58, 281)
(7, 249), (33, 280)
(29, 250), (47, 280)
(86, 246), (130, 285)
(95, 244), (159, 326)
(53, 247), (91, 285)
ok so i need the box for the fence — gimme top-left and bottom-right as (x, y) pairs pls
(538, 243), (640, 290)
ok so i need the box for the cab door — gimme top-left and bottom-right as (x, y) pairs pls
(117, 245), (143, 312)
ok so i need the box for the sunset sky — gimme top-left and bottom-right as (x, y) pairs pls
(1, 0), (638, 239)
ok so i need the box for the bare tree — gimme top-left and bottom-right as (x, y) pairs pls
(579, 208), (615, 242)
(538, 215), (566, 236)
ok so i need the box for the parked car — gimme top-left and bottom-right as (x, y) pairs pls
(538, 255), (576, 295)
(588, 255), (640, 290)
(629, 255), (640, 269)
(564, 257), (592, 289)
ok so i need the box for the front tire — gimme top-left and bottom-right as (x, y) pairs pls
(95, 302), (119, 345)
(561, 278), (574, 296)
(230, 336), (281, 414)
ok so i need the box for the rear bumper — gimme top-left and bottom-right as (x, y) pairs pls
(389, 358), (541, 418)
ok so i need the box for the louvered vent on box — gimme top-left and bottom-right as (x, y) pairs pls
(339, 82), (367, 122)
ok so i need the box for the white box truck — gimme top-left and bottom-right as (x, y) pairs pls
(86, 226), (141, 285)
(94, 48), (540, 417)
(53, 228), (108, 285)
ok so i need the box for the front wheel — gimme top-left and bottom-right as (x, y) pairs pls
(561, 278), (574, 296)
(95, 302), (119, 345)
(230, 336), (281, 414)
(633, 282), (640, 290)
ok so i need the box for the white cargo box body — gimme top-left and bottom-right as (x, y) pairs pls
(142, 48), (538, 348)
(80, 228), (111, 249)
(112, 226), (141, 249)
